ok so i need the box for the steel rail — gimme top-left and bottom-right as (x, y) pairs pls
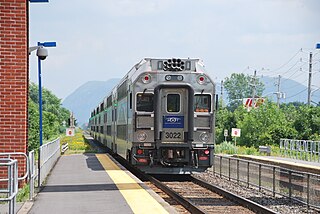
(113, 152), (277, 214)
(112, 154), (205, 214)
(190, 176), (278, 214)
(92, 136), (278, 214)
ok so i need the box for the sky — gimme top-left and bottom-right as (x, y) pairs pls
(29, 0), (320, 100)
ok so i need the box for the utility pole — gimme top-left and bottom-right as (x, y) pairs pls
(307, 52), (312, 105)
(220, 80), (224, 108)
(276, 75), (281, 107)
(251, 70), (257, 108)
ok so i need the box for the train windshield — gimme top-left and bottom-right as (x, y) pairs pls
(137, 93), (154, 112)
(194, 94), (211, 112)
(167, 94), (180, 113)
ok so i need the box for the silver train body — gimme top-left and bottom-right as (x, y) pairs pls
(89, 58), (216, 174)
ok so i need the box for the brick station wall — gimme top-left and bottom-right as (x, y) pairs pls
(0, 0), (28, 181)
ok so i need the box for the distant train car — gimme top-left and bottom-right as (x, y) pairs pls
(89, 58), (216, 174)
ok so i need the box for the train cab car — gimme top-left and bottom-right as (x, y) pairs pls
(88, 58), (216, 174)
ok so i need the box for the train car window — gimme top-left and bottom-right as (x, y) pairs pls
(129, 92), (132, 109)
(167, 94), (180, 112)
(137, 93), (154, 112)
(194, 94), (211, 112)
(107, 96), (112, 107)
(117, 80), (127, 101)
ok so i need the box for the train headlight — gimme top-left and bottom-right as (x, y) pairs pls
(137, 131), (147, 142)
(197, 75), (206, 84)
(142, 74), (151, 84)
(199, 132), (210, 143)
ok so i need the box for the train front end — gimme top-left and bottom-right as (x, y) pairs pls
(131, 58), (215, 174)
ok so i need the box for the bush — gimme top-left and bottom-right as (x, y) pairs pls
(215, 141), (238, 154)
(215, 142), (260, 155)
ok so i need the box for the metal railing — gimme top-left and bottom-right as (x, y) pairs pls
(0, 152), (29, 181)
(280, 138), (320, 162)
(0, 138), (61, 213)
(29, 138), (61, 198)
(28, 150), (36, 200)
(0, 158), (18, 214)
(39, 138), (61, 186)
(61, 143), (69, 154)
(212, 155), (320, 209)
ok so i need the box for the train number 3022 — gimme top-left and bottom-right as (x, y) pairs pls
(165, 132), (181, 139)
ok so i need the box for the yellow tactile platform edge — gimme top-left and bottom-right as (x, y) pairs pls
(96, 154), (169, 214)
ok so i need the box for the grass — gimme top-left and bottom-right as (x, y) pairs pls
(215, 141), (280, 156)
(60, 129), (97, 154)
(215, 141), (287, 157)
(16, 184), (29, 202)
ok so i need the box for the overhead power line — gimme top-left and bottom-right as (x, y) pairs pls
(267, 49), (302, 73)
(286, 88), (307, 99)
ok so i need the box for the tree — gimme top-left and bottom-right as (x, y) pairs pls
(215, 108), (237, 143)
(28, 99), (39, 151)
(224, 73), (264, 111)
(28, 83), (70, 151)
(236, 101), (297, 147)
(293, 105), (320, 140)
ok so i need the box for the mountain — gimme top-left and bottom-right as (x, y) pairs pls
(260, 76), (319, 104)
(216, 76), (320, 105)
(62, 79), (120, 126)
(64, 76), (319, 126)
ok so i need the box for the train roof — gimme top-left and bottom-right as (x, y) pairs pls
(127, 58), (206, 81)
(91, 58), (209, 115)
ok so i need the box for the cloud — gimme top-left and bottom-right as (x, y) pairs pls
(90, 0), (173, 17)
(28, 0), (320, 99)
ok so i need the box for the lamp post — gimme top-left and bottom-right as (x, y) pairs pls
(29, 41), (56, 188)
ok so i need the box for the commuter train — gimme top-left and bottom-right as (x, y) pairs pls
(88, 58), (216, 174)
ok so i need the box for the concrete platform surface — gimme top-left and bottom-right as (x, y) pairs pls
(26, 153), (174, 214)
(237, 155), (320, 174)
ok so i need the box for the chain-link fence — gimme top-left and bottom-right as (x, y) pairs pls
(212, 155), (320, 209)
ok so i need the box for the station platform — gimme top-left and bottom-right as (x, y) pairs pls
(23, 153), (176, 214)
(236, 155), (320, 175)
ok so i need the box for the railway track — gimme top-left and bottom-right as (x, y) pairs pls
(113, 153), (277, 214)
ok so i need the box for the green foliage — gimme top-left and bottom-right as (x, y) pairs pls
(216, 78), (319, 150)
(215, 108), (237, 143)
(17, 184), (29, 202)
(293, 105), (320, 140)
(28, 99), (39, 151)
(236, 101), (297, 147)
(28, 83), (70, 151)
(215, 142), (259, 155)
(60, 130), (96, 154)
(217, 71), (320, 154)
(215, 141), (238, 154)
(224, 73), (264, 111)
(270, 145), (281, 156)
